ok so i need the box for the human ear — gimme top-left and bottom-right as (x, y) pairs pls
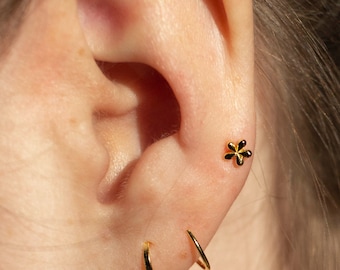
(78, 0), (255, 268)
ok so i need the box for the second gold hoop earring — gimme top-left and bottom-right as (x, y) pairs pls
(143, 241), (153, 270)
(187, 230), (211, 269)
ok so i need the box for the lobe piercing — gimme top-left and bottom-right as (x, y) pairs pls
(143, 241), (153, 270)
(224, 140), (252, 166)
(187, 230), (211, 269)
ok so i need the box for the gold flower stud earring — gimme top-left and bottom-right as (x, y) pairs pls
(224, 140), (252, 166)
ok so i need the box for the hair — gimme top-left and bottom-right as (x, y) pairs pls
(254, 0), (340, 269)
(0, 0), (30, 57)
(0, 0), (339, 269)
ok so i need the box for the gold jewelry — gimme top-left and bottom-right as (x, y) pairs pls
(224, 139), (252, 166)
(143, 241), (153, 270)
(187, 230), (211, 269)
(142, 231), (211, 269)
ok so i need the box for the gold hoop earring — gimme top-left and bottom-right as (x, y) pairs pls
(143, 241), (153, 270)
(187, 230), (211, 269)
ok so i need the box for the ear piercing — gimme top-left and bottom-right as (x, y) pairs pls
(224, 140), (252, 166)
(143, 241), (153, 270)
(142, 141), (250, 269)
(187, 230), (211, 269)
(143, 230), (210, 269)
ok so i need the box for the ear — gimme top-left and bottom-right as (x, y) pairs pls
(78, 0), (255, 268)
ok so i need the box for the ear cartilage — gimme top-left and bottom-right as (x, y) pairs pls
(224, 140), (252, 166)
(143, 241), (153, 270)
(187, 230), (211, 269)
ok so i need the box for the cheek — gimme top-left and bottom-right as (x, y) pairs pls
(0, 72), (110, 203)
(0, 0), (112, 223)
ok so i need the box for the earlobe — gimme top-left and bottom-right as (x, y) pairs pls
(78, 0), (255, 268)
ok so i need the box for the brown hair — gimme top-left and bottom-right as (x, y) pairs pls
(254, 0), (340, 269)
(0, 0), (30, 57)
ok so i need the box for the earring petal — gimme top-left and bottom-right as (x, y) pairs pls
(227, 142), (236, 151)
(238, 140), (247, 150)
(224, 153), (235, 160)
(240, 150), (252, 158)
(236, 154), (244, 166)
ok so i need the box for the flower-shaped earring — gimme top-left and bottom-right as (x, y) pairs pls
(224, 140), (252, 166)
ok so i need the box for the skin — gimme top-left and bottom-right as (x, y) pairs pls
(0, 0), (283, 269)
